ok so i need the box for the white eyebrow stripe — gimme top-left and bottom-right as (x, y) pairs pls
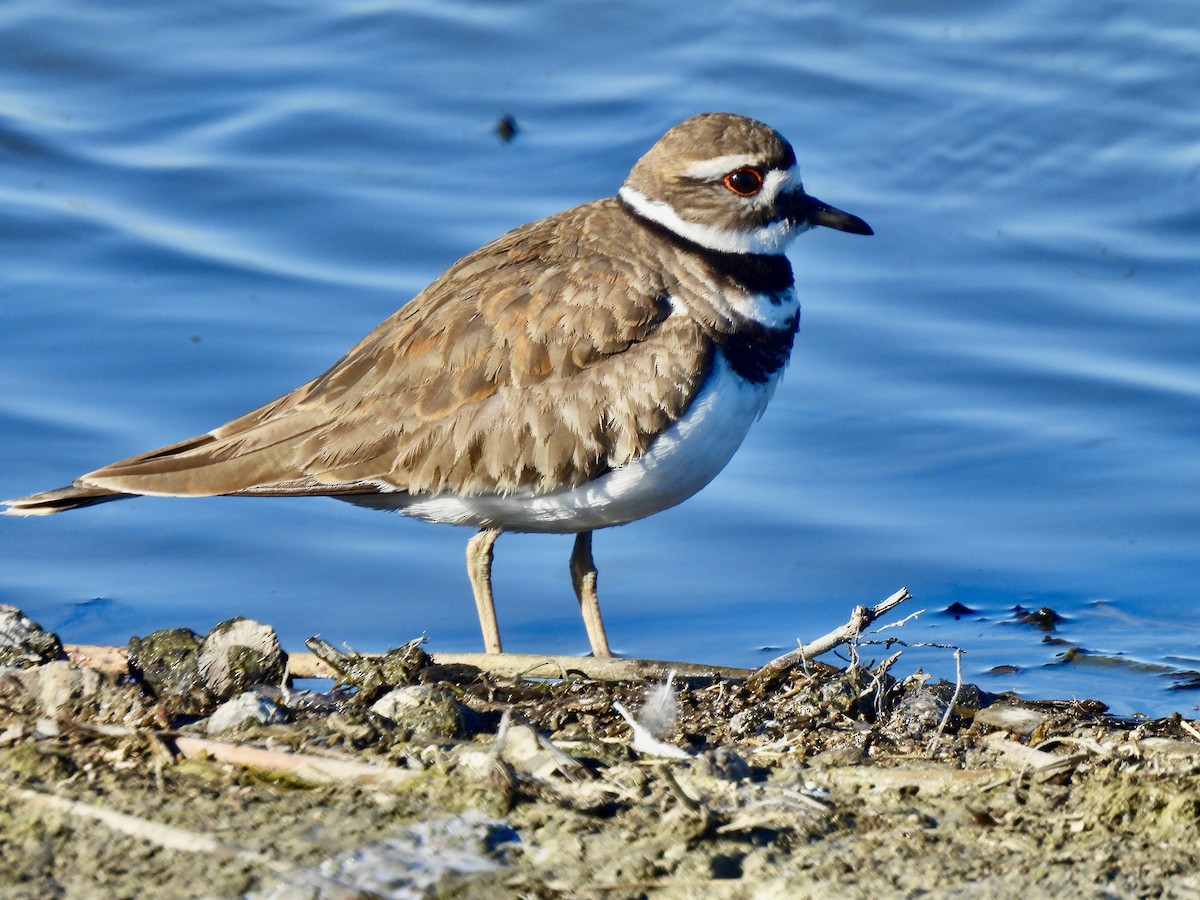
(683, 154), (764, 180)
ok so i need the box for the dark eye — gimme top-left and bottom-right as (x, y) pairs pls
(722, 167), (764, 197)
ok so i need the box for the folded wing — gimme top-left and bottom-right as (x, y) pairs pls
(5, 200), (712, 515)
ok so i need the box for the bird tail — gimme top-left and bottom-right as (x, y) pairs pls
(3, 484), (133, 516)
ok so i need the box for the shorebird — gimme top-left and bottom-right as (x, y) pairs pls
(5, 113), (872, 656)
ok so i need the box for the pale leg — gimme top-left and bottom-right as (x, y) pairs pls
(466, 527), (503, 654)
(570, 530), (612, 657)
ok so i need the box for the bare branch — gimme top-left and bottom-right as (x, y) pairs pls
(3, 782), (280, 868)
(748, 587), (912, 690)
(172, 736), (421, 789)
(927, 647), (964, 756)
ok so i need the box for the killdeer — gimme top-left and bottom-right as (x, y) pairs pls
(5, 113), (872, 657)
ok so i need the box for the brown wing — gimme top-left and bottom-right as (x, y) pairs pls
(73, 199), (713, 501)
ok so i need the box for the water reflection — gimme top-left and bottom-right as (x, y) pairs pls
(0, 0), (1197, 716)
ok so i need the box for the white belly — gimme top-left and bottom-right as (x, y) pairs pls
(362, 351), (780, 534)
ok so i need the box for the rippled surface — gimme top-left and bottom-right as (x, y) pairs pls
(2, 2), (1198, 716)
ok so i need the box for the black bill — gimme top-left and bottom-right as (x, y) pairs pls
(794, 192), (873, 236)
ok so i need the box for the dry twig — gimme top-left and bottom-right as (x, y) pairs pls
(2, 781), (280, 867)
(747, 587), (912, 690)
(1179, 719), (1200, 744)
(927, 647), (964, 756)
(172, 736), (421, 788)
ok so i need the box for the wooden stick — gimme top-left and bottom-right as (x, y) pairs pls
(295, 652), (752, 682)
(747, 587), (913, 690)
(64, 644), (752, 683)
(3, 781), (278, 866)
(172, 736), (420, 788)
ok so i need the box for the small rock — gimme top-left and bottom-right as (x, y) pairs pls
(808, 744), (868, 767)
(694, 747), (752, 782)
(975, 703), (1051, 736)
(326, 709), (389, 748)
(196, 618), (286, 701)
(127, 627), (208, 708)
(252, 812), (517, 898)
(206, 690), (288, 734)
(729, 703), (774, 737)
(371, 685), (468, 738)
(454, 745), (507, 781)
(0, 605), (64, 668)
(0, 722), (27, 746)
(887, 689), (950, 739)
(497, 723), (581, 779)
(35, 660), (102, 719)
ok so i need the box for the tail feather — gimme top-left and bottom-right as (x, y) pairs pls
(3, 484), (133, 516)
(6, 420), (384, 514)
(79, 426), (351, 498)
(6, 387), (388, 513)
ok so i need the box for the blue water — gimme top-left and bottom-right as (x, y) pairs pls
(2, 2), (1198, 717)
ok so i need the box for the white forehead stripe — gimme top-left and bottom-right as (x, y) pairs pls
(619, 185), (807, 255)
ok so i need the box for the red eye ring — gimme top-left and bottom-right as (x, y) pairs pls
(722, 167), (764, 197)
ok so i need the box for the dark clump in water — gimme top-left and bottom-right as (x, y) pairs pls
(1013, 605), (1066, 632)
(1166, 672), (1200, 692)
(495, 114), (518, 143)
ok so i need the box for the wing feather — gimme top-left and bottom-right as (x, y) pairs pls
(79, 198), (712, 501)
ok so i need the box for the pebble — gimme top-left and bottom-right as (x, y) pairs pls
(370, 685), (469, 738)
(206, 690), (288, 735)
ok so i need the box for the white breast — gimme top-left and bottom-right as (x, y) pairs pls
(379, 351), (782, 534)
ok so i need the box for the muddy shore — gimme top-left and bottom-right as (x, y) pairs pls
(2, 605), (1199, 899)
